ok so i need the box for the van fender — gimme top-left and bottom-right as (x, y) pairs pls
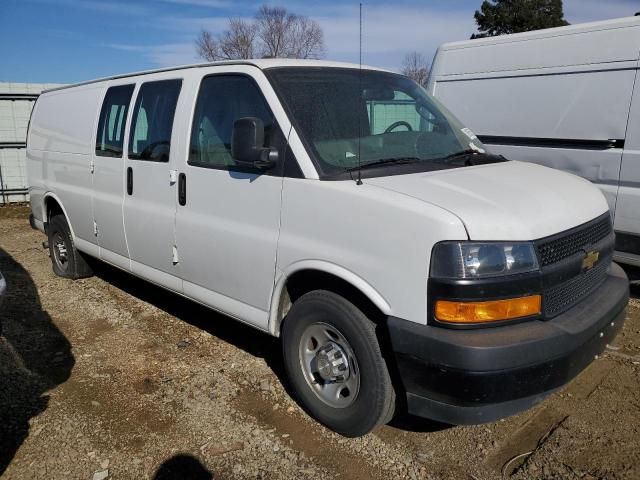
(268, 260), (391, 336)
(43, 191), (77, 240)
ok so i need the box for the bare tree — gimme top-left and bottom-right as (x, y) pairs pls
(196, 29), (218, 61)
(401, 52), (430, 87)
(255, 6), (295, 58)
(196, 4), (324, 61)
(219, 18), (258, 59)
(196, 19), (257, 61)
(286, 15), (324, 59)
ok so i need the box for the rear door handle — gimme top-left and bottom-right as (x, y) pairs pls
(126, 167), (133, 195)
(178, 173), (186, 206)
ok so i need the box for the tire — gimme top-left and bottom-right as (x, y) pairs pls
(47, 214), (93, 279)
(282, 290), (396, 437)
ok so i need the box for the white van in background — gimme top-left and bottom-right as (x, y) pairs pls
(27, 59), (628, 437)
(428, 16), (640, 267)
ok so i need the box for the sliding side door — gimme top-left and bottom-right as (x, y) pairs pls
(92, 83), (135, 269)
(122, 78), (183, 290)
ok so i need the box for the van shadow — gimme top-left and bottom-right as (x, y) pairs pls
(0, 248), (75, 475)
(91, 262), (449, 435)
(153, 454), (214, 480)
(91, 261), (284, 385)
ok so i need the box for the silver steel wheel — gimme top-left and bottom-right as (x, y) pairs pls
(52, 231), (69, 272)
(298, 322), (360, 408)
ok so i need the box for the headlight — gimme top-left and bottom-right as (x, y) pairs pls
(431, 241), (539, 279)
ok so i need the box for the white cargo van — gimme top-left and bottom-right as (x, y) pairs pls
(428, 16), (640, 267)
(27, 59), (628, 437)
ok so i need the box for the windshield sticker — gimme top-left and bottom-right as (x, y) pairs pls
(469, 142), (486, 154)
(461, 128), (478, 140)
(345, 151), (357, 159)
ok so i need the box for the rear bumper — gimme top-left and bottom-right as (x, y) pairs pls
(387, 262), (629, 425)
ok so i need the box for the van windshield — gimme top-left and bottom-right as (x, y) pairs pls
(267, 67), (494, 179)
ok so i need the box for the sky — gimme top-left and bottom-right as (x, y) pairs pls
(0, 0), (638, 84)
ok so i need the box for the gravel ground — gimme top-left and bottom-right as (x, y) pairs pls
(1, 205), (639, 480)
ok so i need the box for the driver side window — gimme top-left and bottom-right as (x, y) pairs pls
(128, 79), (182, 162)
(188, 74), (274, 169)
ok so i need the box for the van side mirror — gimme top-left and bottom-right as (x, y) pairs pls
(231, 117), (277, 170)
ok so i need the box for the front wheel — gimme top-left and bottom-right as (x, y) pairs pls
(282, 290), (395, 437)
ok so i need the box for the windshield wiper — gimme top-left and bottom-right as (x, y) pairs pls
(345, 157), (421, 172)
(438, 148), (503, 166)
(442, 149), (482, 161)
(439, 148), (509, 167)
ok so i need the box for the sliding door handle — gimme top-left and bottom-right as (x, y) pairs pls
(126, 167), (133, 195)
(178, 173), (186, 206)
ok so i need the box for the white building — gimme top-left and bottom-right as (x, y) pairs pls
(0, 82), (64, 203)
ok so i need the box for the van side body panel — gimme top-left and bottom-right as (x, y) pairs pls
(614, 65), (640, 266)
(26, 97), (45, 230)
(25, 63), (363, 335)
(431, 61), (637, 216)
(433, 66), (636, 142)
(28, 85), (103, 242)
(276, 178), (468, 326)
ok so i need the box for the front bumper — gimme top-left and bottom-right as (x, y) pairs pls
(387, 262), (629, 425)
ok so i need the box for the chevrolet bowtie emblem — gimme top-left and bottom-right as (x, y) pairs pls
(582, 250), (600, 271)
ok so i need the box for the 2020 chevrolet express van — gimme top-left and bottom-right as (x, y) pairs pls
(27, 60), (629, 437)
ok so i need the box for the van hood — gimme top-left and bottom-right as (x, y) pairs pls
(365, 161), (609, 241)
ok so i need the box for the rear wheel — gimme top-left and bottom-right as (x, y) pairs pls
(282, 290), (395, 437)
(47, 214), (93, 279)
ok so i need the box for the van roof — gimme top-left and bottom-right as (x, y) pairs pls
(42, 59), (390, 94)
(439, 15), (640, 50)
(431, 16), (640, 78)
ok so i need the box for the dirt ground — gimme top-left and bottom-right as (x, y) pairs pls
(1, 204), (639, 480)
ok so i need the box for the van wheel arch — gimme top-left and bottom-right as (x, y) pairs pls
(276, 270), (387, 333)
(44, 195), (66, 234)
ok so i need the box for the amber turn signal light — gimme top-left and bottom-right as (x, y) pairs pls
(435, 295), (542, 324)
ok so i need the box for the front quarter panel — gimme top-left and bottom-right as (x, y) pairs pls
(277, 178), (468, 325)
